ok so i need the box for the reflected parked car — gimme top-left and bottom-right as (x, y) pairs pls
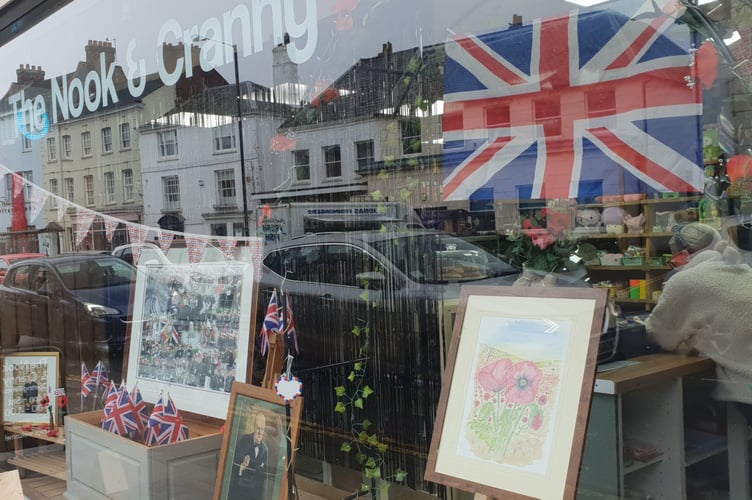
(0, 254), (136, 395)
(254, 229), (520, 470)
(0, 252), (45, 283)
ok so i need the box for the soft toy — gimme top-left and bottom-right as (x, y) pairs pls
(624, 213), (645, 234)
(601, 206), (627, 225)
(673, 208), (699, 224)
(574, 208), (602, 233)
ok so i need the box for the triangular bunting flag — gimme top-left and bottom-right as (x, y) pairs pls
(28, 184), (49, 222)
(158, 231), (174, 254)
(186, 236), (207, 264)
(104, 216), (120, 243)
(218, 238), (237, 260)
(56, 198), (70, 222)
(127, 225), (149, 265)
(74, 209), (97, 246)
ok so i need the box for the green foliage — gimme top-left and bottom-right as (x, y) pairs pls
(334, 310), (407, 493)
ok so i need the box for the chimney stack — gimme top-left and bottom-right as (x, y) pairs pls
(85, 40), (116, 70)
(16, 64), (45, 84)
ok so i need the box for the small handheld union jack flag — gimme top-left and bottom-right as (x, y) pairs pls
(146, 393), (189, 446)
(280, 291), (298, 354)
(92, 360), (108, 394)
(81, 363), (95, 407)
(130, 384), (149, 435)
(102, 388), (140, 438)
(259, 290), (280, 356)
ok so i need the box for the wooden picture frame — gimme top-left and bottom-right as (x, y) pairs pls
(125, 261), (254, 419)
(214, 382), (302, 500)
(1, 352), (60, 424)
(425, 286), (607, 500)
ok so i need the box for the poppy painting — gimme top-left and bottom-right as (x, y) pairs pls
(425, 286), (607, 500)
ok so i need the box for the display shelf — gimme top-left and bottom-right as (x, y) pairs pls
(623, 454), (664, 475)
(587, 265), (670, 272)
(7, 448), (66, 480)
(684, 429), (728, 467)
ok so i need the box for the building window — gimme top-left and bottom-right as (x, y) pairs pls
(293, 149), (310, 181)
(22, 134), (31, 152)
(401, 119), (422, 154)
(162, 175), (180, 210)
(215, 169), (236, 206)
(64, 177), (74, 201)
(49, 178), (58, 208)
(158, 130), (178, 159)
(122, 169), (134, 202)
(323, 145), (341, 178)
(104, 172), (115, 204)
(81, 131), (92, 157)
(62, 135), (72, 159)
(355, 140), (374, 171)
(5, 170), (32, 202)
(46, 138), (56, 161)
(84, 175), (94, 206)
(213, 124), (236, 152)
(101, 126), (113, 153)
(120, 122), (131, 149)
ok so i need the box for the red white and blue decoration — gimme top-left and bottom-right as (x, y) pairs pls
(443, 0), (704, 202)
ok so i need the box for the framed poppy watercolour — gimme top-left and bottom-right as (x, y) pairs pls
(425, 286), (607, 500)
(214, 382), (302, 500)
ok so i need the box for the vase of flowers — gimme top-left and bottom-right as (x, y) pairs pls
(40, 394), (54, 430)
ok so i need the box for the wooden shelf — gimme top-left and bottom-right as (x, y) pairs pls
(624, 454), (664, 475)
(7, 448), (66, 480)
(684, 429), (728, 467)
(578, 232), (674, 239)
(588, 265), (670, 272)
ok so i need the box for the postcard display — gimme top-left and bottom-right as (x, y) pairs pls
(66, 260), (255, 500)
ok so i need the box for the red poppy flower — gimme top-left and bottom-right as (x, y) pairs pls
(477, 359), (512, 393)
(58, 395), (68, 408)
(503, 361), (542, 405)
(531, 413), (544, 431)
(39, 395), (50, 409)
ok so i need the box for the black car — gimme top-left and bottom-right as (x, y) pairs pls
(254, 229), (520, 474)
(0, 254), (136, 393)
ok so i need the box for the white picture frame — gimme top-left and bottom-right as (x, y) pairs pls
(126, 261), (254, 419)
(2, 352), (60, 424)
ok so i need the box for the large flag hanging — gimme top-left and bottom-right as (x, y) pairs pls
(442, 0), (704, 202)
(259, 290), (280, 356)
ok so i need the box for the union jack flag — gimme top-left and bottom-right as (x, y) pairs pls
(160, 318), (180, 345)
(442, 0), (704, 202)
(280, 291), (298, 354)
(259, 290), (280, 356)
(102, 380), (120, 412)
(146, 393), (189, 446)
(102, 387), (140, 437)
(130, 384), (149, 434)
(92, 360), (108, 392)
(81, 363), (95, 405)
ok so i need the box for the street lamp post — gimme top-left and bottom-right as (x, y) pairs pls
(231, 43), (251, 237)
(195, 37), (250, 237)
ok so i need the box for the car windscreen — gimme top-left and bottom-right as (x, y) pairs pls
(54, 258), (136, 290)
(370, 233), (517, 283)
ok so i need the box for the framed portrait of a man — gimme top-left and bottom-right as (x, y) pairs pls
(215, 382), (302, 500)
(1, 352), (59, 424)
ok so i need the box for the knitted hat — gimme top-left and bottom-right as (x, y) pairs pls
(669, 223), (718, 255)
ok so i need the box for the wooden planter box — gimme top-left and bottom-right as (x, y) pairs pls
(65, 411), (223, 500)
